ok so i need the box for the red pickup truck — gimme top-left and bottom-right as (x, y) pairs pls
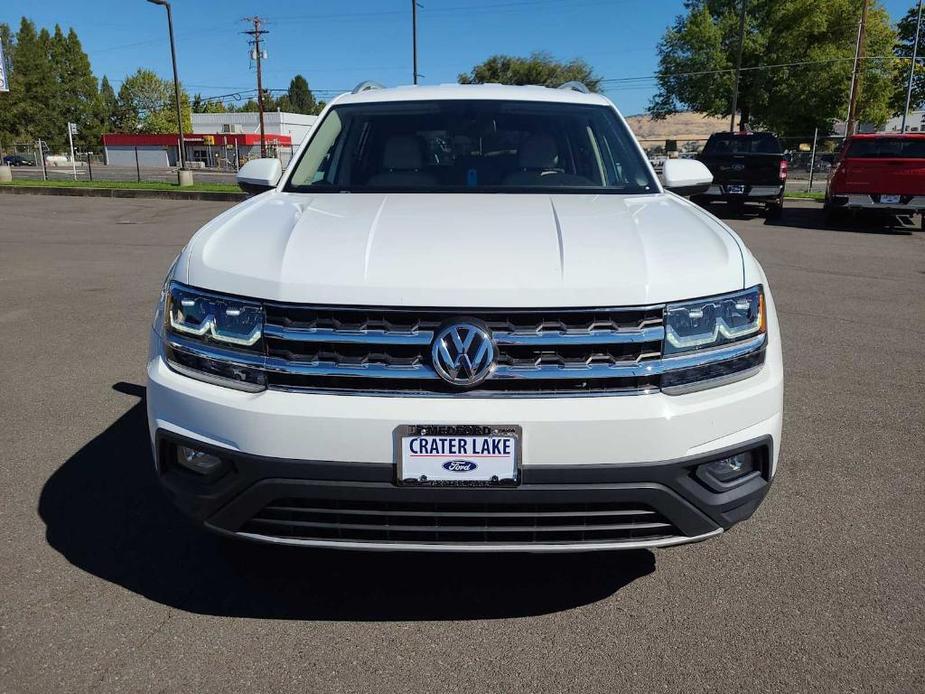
(825, 134), (925, 226)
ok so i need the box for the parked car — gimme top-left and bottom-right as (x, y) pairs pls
(148, 82), (783, 552)
(694, 131), (788, 217)
(2, 154), (35, 166)
(824, 133), (925, 226)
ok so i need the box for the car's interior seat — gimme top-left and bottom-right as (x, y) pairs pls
(502, 134), (593, 187)
(365, 136), (437, 187)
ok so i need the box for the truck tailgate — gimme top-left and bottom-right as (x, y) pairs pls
(700, 154), (782, 185)
(839, 158), (925, 195)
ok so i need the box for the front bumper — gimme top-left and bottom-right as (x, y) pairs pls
(155, 428), (773, 552)
(147, 321), (783, 551)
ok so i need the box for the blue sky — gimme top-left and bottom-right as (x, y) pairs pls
(1, 0), (916, 116)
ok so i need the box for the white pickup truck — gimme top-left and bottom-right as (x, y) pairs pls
(147, 82), (783, 552)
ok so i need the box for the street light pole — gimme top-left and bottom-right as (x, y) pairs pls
(147, 0), (187, 178)
(729, 0), (748, 132)
(412, 0), (419, 85)
(902, 0), (923, 133)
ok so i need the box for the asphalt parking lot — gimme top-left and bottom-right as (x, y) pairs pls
(0, 195), (922, 693)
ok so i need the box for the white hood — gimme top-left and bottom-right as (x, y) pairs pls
(181, 192), (745, 307)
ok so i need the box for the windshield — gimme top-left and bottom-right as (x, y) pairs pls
(844, 137), (925, 158)
(703, 133), (782, 155)
(284, 100), (657, 194)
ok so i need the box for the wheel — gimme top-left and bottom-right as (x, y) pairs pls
(765, 198), (783, 219)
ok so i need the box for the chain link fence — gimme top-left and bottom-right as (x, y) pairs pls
(1, 140), (298, 186)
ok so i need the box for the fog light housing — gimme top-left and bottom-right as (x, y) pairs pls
(176, 445), (227, 476)
(695, 451), (759, 491)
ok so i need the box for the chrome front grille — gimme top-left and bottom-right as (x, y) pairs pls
(165, 302), (768, 397)
(260, 304), (666, 395)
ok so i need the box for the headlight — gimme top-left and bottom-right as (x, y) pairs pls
(166, 282), (264, 347)
(664, 286), (765, 355)
(163, 282), (267, 392)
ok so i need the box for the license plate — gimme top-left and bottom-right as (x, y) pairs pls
(727, 185), (746, 194)
(881, 194), (901, 204)
(395, 425), (521, 486)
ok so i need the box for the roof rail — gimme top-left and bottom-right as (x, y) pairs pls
(558, 81), (591, 94)
(351, 80), (385, 94)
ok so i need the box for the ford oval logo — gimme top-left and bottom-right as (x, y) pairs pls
(442, 460), (478, 472)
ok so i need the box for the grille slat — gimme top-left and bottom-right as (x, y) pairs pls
(239, 497), (681, 546)
(263, 505), (658, 518)
(246, 517), (674, 534)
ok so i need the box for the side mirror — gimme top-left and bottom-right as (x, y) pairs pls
(661, 159), (713, 196)
(237, 158), (282, 194)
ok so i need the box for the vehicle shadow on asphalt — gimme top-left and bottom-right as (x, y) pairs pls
(704, 202), (918, 235)
(37, 383), (655, 621)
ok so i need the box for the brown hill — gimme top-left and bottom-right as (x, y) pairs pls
(624, 112), (727, 148)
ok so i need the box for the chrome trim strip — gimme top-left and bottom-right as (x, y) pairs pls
(265, 383), (660, 398)
(263, 324), (664, 347)
(166, 333), (767, 382)
(493, 326), (664, 346)
(264, 357), (440, 380)
(167, 336), (266, 368)
(223, 527), (724, 552)
(264, 325), (435, 345)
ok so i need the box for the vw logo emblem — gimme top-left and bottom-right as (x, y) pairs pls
(431, 322), (496, 387)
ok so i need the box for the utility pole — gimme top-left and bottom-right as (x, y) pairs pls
(846, 0), (870, 136)
(411, 1), (420, 84)
(244, 16), (268, 157)
(147, 0), (187, 175)
(729, 0), (748, 132)
(902, 0), (923, 133)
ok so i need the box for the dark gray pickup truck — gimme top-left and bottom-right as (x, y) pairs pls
(693, 132), (788, 218)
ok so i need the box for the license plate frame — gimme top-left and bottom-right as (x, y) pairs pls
(394, 424), (522, 487)
(880, 194), (901, 204)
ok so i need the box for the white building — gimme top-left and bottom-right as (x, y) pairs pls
(882, 111), (925, 133)
(191, 112), (318, 146)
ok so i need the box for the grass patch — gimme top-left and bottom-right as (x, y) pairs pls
(785, 191), (824, 201)
(0, 178), (242, 193)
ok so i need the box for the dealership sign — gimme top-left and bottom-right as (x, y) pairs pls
(0, 41), (8, 92)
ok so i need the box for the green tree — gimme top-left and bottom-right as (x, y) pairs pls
(116, 68), (191, 133)
(52, 26), (99, 149)
(284, 74), (317, 114)
(650, 0), (896, 136)
(0, 20), (58, 147)
(458, 52), (601, 91)
(98, 75), (118, 132)
(192, 93), (228, 114)
(891, 3), (925, 114)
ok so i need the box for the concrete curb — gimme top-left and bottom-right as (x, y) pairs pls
(0, 184), (246, 202)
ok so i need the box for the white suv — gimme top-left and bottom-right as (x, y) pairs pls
(147, 83), (783, 551)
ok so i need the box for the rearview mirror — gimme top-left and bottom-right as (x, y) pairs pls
(661, 159), (713, 197)
(237, 158), (282, 194)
